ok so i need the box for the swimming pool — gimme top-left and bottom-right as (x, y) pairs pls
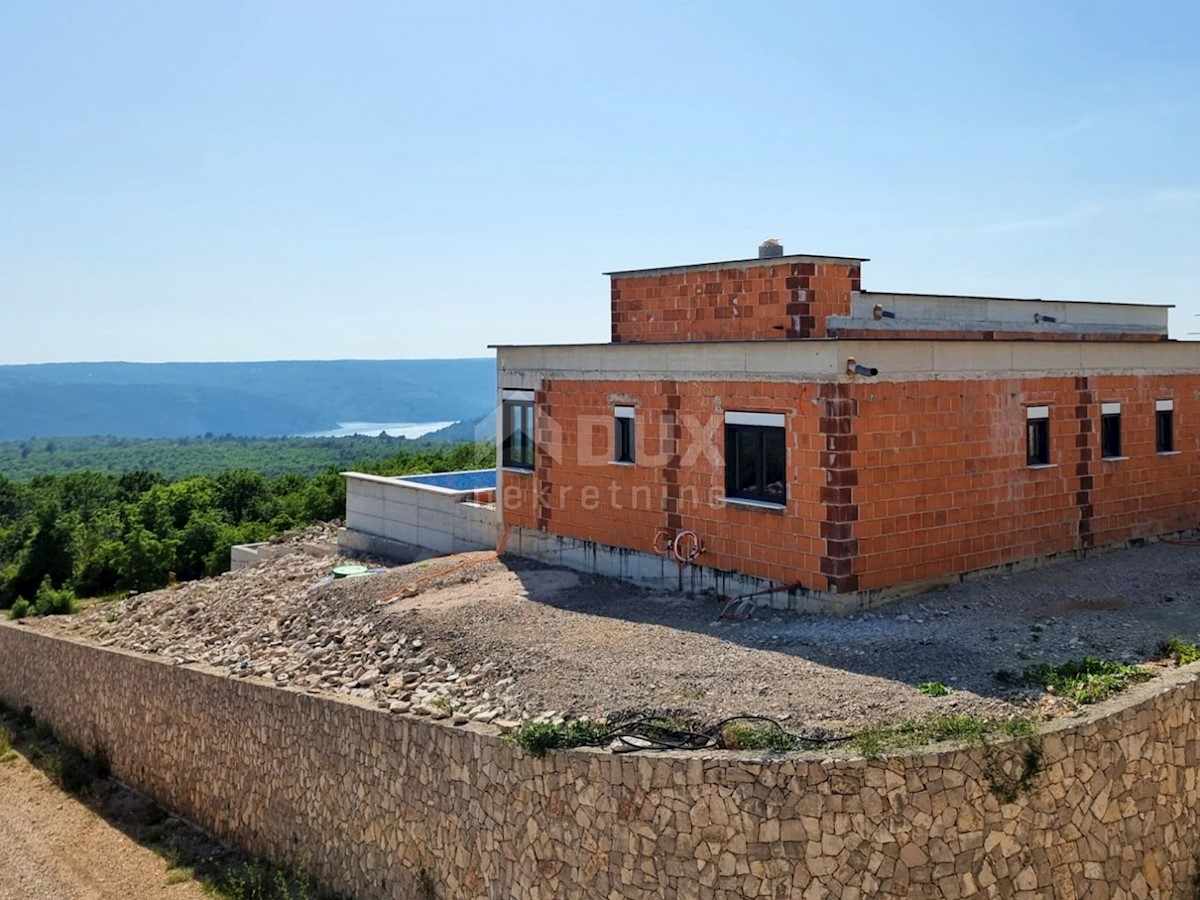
(394, 469), (496, 492)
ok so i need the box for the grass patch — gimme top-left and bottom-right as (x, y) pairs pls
(428, 697), (454, 714)
(166, 866), (195, 885)
(852, 713), (1038, 760)
(1022, 656), (1152, 705)
(510, 714), (824, 757)
(1159, 637), (1200, 667)
(720, 723), (796, 753)
(853, 712), (1044, 801)
(202, 860), (323, 900)
(506, 719), (608, 757)
(642, 714), (698, 734)
(677, 683), (708, 701)
(0, 726), (15, 763)
(918, 681), (950, 697)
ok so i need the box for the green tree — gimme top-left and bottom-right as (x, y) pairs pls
(215, 469), (267, 523)
(117, 524), (178, 593)
(10, 503), (75, 602)
(175, 513), (224, 581)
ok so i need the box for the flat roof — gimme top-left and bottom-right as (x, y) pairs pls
(604, 252), (869, 278)
(494, 339), (1200, 384)
(861, 289), (1174, 310)
(489, 337), (1180, 351)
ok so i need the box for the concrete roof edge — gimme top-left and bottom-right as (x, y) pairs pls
(493, 337), (1196, 351)
(861, 290), (1175, 309)
(604, 253), (869, 277)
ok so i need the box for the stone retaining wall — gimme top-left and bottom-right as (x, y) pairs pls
(0, 622), (1197, 899)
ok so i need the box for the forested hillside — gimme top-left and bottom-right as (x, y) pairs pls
(0, 359), (495, 440)
(0, 442), (493, 614)
(0, 433), (479, 481)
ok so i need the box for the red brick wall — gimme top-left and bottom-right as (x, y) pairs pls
(500, 378), (828, 588)
(501, 374), (1200, 597)
(610, 260), (860, 343)
(848, 374), (1200, 591)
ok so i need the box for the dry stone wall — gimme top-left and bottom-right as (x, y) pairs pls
(0, 622), (1197, 899)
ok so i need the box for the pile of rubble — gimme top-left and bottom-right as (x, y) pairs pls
(40, 543), (530, 730)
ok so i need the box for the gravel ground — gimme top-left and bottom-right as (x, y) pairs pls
(0, 754), (207, 900)
(33, 535), (1200, 733)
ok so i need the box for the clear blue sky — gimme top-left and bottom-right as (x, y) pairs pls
(3, 0), (1198, 363)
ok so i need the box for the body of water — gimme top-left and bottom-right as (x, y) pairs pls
(396, 469), (496, 491)
(301, 421), (456, 439)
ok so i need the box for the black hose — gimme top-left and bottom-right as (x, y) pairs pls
(575, 714), (853, 754)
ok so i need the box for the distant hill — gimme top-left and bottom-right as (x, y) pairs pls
(0, 359), (496, 440)
(422, 409), (497, 444)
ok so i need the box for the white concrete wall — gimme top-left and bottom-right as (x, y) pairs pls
(230, 542), (270, 571)
(831, 291), (1169, 336)
(340, 472), (498, 562)
(497, 337), (1200, 386)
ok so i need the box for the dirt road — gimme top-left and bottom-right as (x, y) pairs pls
(0, 755), (205, 900)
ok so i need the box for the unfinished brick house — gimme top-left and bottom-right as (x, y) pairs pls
(489, 241), (1200, 613)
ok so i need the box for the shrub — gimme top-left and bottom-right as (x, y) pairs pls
(7, 598), (30, 620)
(33, 577), (77, 616)
(53, 743), (110, 794)
(1159, 637), (1200, 667)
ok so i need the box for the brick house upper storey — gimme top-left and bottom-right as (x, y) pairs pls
(607, 240), (1169, 345)
(494, 242), (1192, 614)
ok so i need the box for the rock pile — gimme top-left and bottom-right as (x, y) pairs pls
(43, 544), (528, 727)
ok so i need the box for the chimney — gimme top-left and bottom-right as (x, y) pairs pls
(758, 238), (783, 259)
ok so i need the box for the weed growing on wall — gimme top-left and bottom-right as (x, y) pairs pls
(417, 868), (437, 900)
(852, 714), (1038, 760)
(982, 737), (1045, 805)
(918, 681), (950, 697)
(852, 713), (1043, 801)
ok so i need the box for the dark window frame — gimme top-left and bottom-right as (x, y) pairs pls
(1026, 412), (1050, 466)
(1156, 407), (1175, 453)
(724, 422), (787, 505)
(614, 408), (635, 464)
(501, 399), (535, 470)
(1100, 409), (1122, 459)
